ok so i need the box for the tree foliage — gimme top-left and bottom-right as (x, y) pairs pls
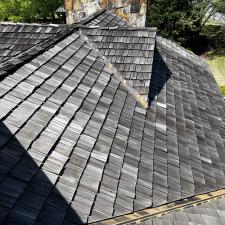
(0, 0), (63, 22)
(147, 0), (225, 47)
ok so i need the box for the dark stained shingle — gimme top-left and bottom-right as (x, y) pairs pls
(0, 23), (66, 63)
(0, 8), (224, 225)
(0, 29), (150, 224)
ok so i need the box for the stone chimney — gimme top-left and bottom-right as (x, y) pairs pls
(65, 0), (147, 27)
(65, 0), (74, 24)
(65, 0), (101, 24)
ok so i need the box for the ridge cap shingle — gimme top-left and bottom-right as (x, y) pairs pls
(156, 36), (208, 68)
(79, 8), (131, 27)
(1, 9), (225, 225)
(78, 25), (157, 32)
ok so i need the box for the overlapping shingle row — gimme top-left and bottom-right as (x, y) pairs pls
(81, 27), (156, 100)
(0, 8), (225, 225)
(0, 27), (152, 224)
(150, 37), (225, 206)
(0, 23), (66, 63)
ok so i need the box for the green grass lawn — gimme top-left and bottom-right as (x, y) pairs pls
(207, 55), (225, 87)
(201, 23), (225, 96)
(220, 86), (225, 96)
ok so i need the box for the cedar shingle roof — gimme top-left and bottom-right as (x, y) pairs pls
(80, 27), (156, 100)
(0, 23), (66, 63)
(0, 8), (225, 225)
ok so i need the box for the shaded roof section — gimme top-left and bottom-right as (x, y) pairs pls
(0, 29), (151, 224)
(0, 23), (66, 63)
(81, 27), (156, 100)
(139, 196), (225, 225)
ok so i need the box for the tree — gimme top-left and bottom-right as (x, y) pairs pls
(0, 0), (63, 22)
(30, 0), (64, 21)
(147, 0), (225, 47)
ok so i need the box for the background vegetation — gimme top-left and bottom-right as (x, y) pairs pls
(0, 0), (63, 22)
(147, 0), (225, 49)
(147, 0), (225, 96)
(202, 22), (225, 91)
(220, 86), (225, 96)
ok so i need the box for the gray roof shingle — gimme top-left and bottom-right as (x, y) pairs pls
(80, 26), (157, 100)
(0, 23), (66, 63)
(0, 8), (224, 225)
(0, 30), (149, 224)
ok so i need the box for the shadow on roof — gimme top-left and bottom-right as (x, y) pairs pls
(0, 122), (83, 225)
(148, 49), (172, 104)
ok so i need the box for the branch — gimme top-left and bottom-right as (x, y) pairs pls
(201, 7), (217, 29)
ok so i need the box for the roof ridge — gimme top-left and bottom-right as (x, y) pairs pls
(107, 9), (133, 27)
(79, 29), (149, 109)
(156, 36), (208, 68)
(78, 25), (157, 32)
(0, 25), (76, 81)
(0, 22), (65, 27)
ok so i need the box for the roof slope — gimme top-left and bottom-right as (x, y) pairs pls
(0, 9), (225, 225)
(0, 28), (152, 224)
(81, 27), (156, 100)
(0, 23), (66, 63)
(147, 36), (225, 206)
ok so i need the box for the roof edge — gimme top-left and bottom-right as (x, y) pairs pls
(90, 188), (225, 225)
(0, 22), (66, 27)
(156, 36), (208, 68)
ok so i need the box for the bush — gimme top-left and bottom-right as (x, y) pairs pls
(220, 86), (225, 96)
